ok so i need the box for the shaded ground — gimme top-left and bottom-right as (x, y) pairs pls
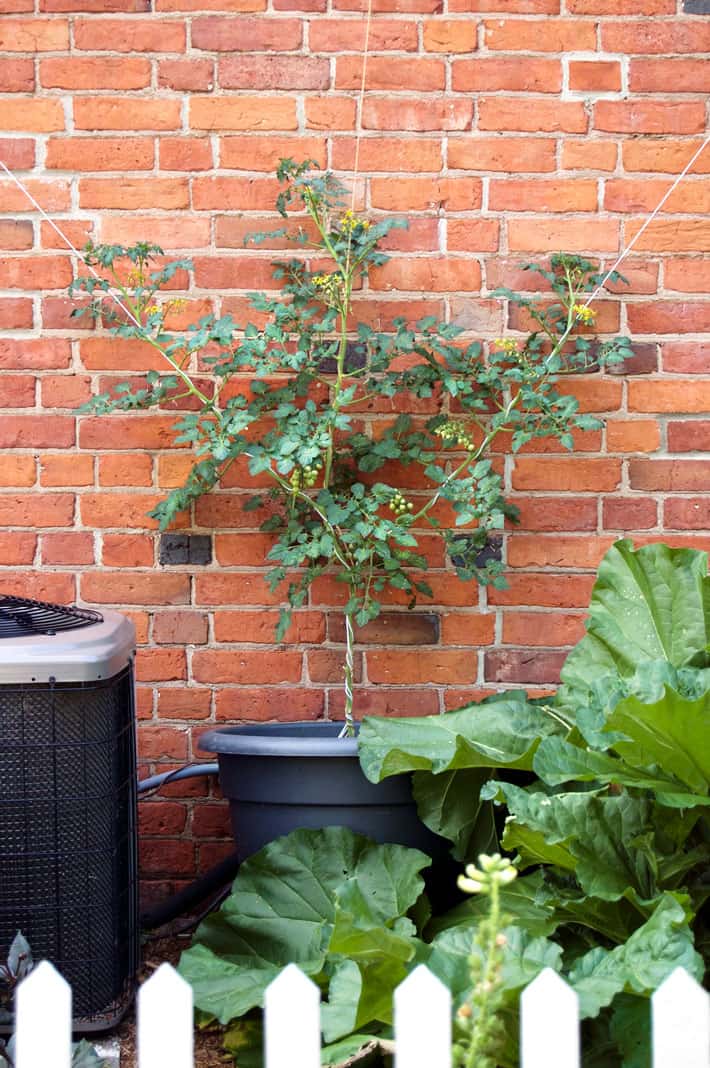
(112, 935), (228, 1068)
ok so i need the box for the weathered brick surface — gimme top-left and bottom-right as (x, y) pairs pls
(1, 2), (709, 889)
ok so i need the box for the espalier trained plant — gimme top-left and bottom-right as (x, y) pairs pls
(72, 159), (633, 734)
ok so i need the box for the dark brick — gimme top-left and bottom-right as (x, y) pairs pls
(327, 610), (440, 645)
(607, 343), (658, 377)
(159, 533), (212, 565)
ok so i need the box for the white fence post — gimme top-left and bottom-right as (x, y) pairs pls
(15, 961), (71, 1068)
(264, 964), (320, 1068)
(520, 968), (580, 1068)
(138, 963), (194, 1068)
(394, 965), (451, 1068)
(652, 967), (710, 1068)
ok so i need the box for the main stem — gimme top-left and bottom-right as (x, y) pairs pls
(339, 607), (356, 738)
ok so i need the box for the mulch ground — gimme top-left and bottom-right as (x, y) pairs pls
(111, 934), (230, 1068)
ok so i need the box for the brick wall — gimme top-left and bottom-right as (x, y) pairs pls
(1, 0), (709, 896)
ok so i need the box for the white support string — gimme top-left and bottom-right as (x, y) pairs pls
(582, 131), (710, 308)
(0, 158), (145, 331)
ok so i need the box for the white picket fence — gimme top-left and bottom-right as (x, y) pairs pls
(8, 960), (710, 1068)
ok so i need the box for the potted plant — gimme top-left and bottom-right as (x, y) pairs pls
(72, 159), (633, 859)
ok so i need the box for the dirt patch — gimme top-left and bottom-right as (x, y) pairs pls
(110, 935), (230, 1068)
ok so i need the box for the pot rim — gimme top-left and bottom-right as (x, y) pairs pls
(198, 720), (359, 758)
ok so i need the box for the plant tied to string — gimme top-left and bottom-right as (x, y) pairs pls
(72, 159), (634, 735)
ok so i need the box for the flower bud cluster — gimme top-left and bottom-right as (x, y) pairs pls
(572, 303), (596, 324)
(457, 853), (517, 896)
(434, 420), (477, 452)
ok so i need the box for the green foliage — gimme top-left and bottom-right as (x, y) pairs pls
(72, 162), (633, 730)
(358, 540), (710, 1065)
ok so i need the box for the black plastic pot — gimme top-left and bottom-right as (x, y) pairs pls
(198, 721), (449, 864)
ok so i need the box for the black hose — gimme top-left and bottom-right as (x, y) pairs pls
(140, 849), (240, 930)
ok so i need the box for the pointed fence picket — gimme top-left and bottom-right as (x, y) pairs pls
(8, 961), (709, 1068)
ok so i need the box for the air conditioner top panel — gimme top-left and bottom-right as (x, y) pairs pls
(0, 609), (135, 683)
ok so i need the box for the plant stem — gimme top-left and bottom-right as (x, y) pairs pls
(339, 606), (357, 737)
(464, 877), (502, 1068)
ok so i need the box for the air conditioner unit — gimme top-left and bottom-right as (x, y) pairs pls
(0, 596), (138, 1031)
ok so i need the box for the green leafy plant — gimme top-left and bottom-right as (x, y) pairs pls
(359, 540), (710, 1064)
(72, 160), (633, 734)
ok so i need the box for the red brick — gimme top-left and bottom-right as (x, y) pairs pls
(484, 18), (595, 51)
(0, 415), (74, 449)
(478, 98), (587, 134)
(439, 612), (495, 645)
(502, 611), (586, 648)
(367, 649), (476, 684)
(370, 257), (481, 293)
(603, 497), (657, 531)
(74, 97), (181, 132)
(334, 137), (444, 173)
(98, 453), (153, 487)
(0, 255), (72, 291)
(452, 57), (560, 93)
(629, 59), (710, 94)
(136, 647), (187, 682)
(594, 100), (706, 135)
(139, 801), (187, 837)
(79, 338), (165, 372)
(305, 97), (357, 129)
(41, 532), (94, 565)
(41, 218), (94, 250)
(154, 611), (209, 644)
(601, 22), (710, 54)
(664, 260), (710, 295)
(0, 18), (69, 50)
(605, 178), (710, 215)
(363, 99), (473, 132)
(307, 649), (363, 683)
(39, 454), (94, 487)
(607, 419), (660, 453)
(1, 374), (35, 407)
(40, 56), (151, 89)
(329, 687), (440, 719)
(80, 415), (185, 451)
(569, 60), (621, 92)
(622, 138), (710, 175)
(0, 532), (36, 565)
(46, 137), (154, 171)
(508, 217), (619, 253)
(0, 572), (75, 603)
(0, 99), (65, 133)
(335, 56), (445, 92)
(447, 219), (500, 252)
(422, 19), (477, 51)
(194, 571), (285, 604)
(508, 534), (615, 569)
(81, 572), (190, 605)
(73, 18), (186, 51)
(191, 16), (301, 50)
(0, 57), (34, 92)
(0, 138), (35, 169)
(625, 219), (710, 253)
(41, 376), (92, 409)
(192, 649), (302, 683)
(370, 177), (481, 211)
(219, 54), (329, 89)
(665, 499), (710, 531)
(489, 179), (597, 213)
(569, 0), (671, 9)
(489, 573), (595, 607)
(513, 496), (598, 531)
(562, 139), (617, 172)
(0, 493), (73, 525)
(158, 58), (214, 92)
(662, 343), (710, 375)
(79, 178), (189, 210)
(0, 299), (33, 330)
(0, 220), (32, 251)
(629, 460), (710, 492)
(158, 688), (212, 719)
(0, 179), (69, 213)
(310, 18), (417, 50)
(485, 649), (567, 685)
(40, 0), (151, 9)
(448, 137), (556, 173)
(139, 840), (195, 876)
(215, 609), (324, 644)
(190, 97), (297, 131)
(627, 302), (710, 335)
(512, 457), (621, 492)
(215, 688), (324, 720)
(80, 493), (174, 529)
(102, 533), (155, 567)
(629, 380), (710, 413)
(667, 421), (710, 453)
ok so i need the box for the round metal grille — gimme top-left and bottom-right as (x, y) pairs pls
(0, 597), (103, 639)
